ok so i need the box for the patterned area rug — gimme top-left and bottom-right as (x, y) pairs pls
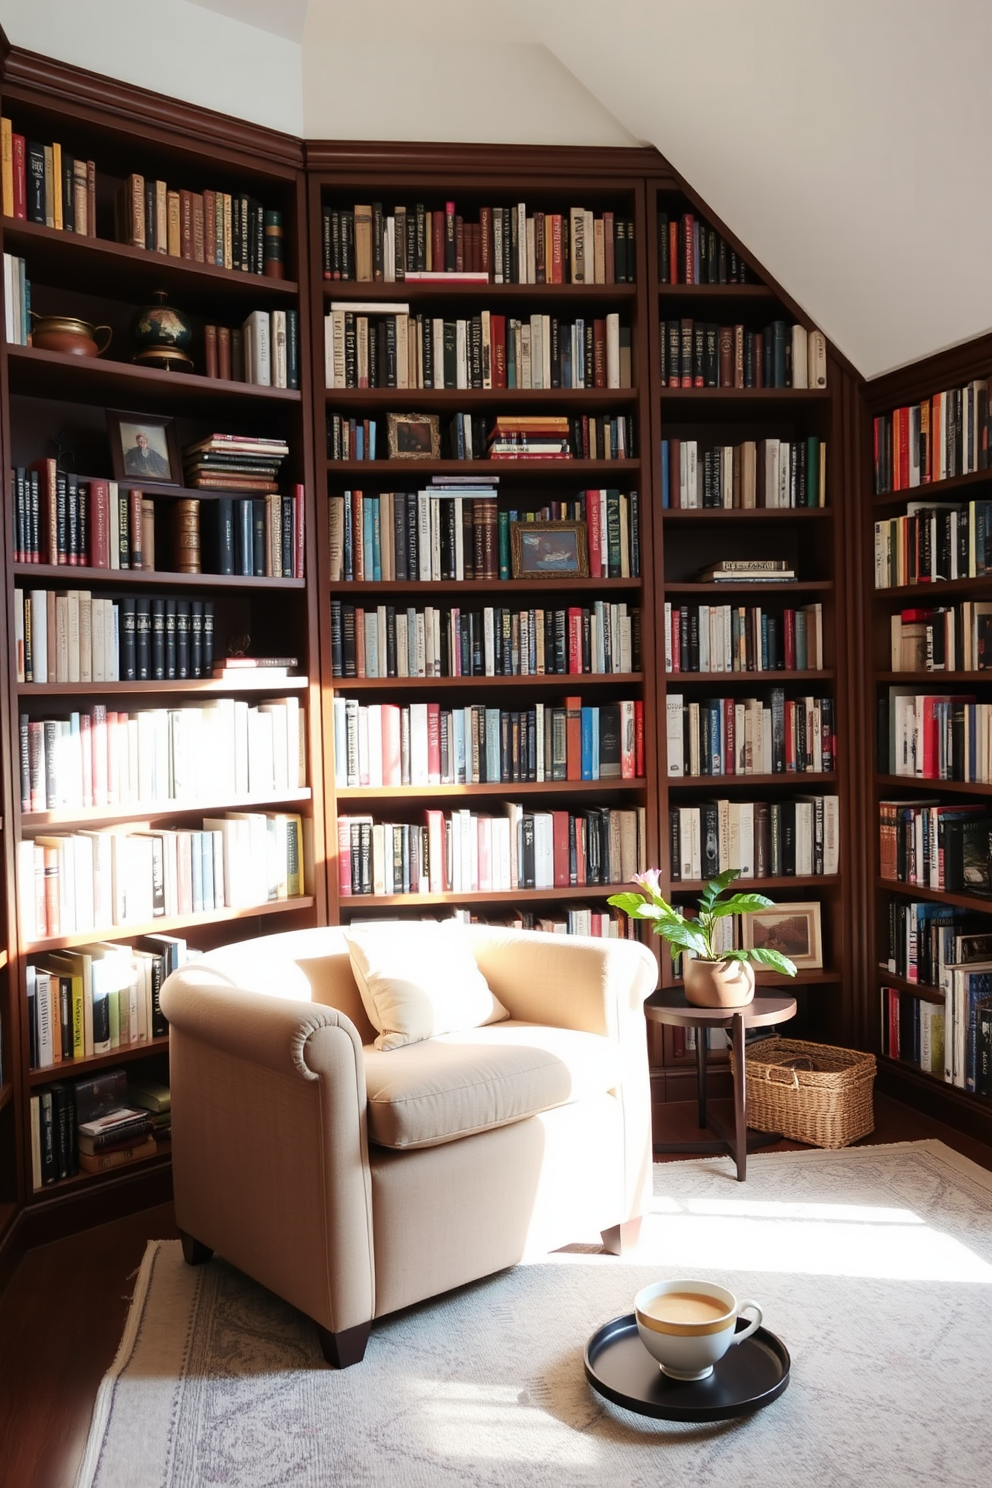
(75, 1140), (992, 1487)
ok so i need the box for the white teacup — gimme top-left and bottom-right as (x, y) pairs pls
(634, 1279), (763, 1380)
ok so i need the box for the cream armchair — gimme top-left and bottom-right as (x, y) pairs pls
(160, 924), (656, 1366)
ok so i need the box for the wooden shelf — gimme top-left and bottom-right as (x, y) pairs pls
(672, 875), (841, 892)
(872, 467), (992, 508)
(12, 562), (304, 591)
(324, 279), (637, 304)
(336, 779), (645, 801)
(667, 772), (838, 789)
(873, 576), (992, 600)
(6, 344), (301, 413)
(875, 775), (992, 797)
(28, 1036), (171, 1088)
(27, 1139), (172, 1201)
(665, 580), (832, 595)
(662, 506), (831, 521)
(656, 284), (778, 302)
(20, 675), (307, 696)
(877, 672), (992, 683)
(2, 217), (300, 308)
(23, 895), (315, 953)
(877, 877), (992, 915)
(326, 458), (640, 480)
(334, 576), (641, 596)
(22, 786), (312, 830)
(874, 968), (944, 1002)
(338, 885), (630, 909)
(333, 673), (642, 690)
(665, 669), (833, 684)
(326, 387), (635, 411)
(660, 387), (831, 409)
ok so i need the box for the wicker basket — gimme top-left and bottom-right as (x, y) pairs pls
(731, 1037), (876, 1149)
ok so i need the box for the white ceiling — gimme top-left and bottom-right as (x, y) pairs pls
(10, 0), (992, 379)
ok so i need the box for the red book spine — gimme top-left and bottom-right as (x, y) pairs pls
(670, 607), (681, 672)
(203, 188), (216, 266)
(479, 207), (492, 277)
(783, 609), (796, 670)
(12, 134), (26, 219)
(552, 809), (570, 887)
(898, 406), (910, 491)
(337, 817), (352, 897)
(294, 483), (305, 579)
(551, 215), (563, 284)
(565, 696), (582, 781)
(723, 698), (735, 774)
(180, 188), (194, 260)
(431, 210), (445, 274)
(681, 214), (694, 283)
(491, 315), (507, 389)
(888, 987), (900, 1059)
(585, 489), (602, 577)
(785, 701), (795, 771)
(603, 211), (615, 284)
(668, 220), (678, 284)
(567, 610), (583, 675)
(634, 700), (644, 778)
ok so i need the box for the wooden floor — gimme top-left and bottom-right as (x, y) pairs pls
(1, 1095), (991, 1488)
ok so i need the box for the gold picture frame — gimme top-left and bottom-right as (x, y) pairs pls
(741, 901), (823, 969)
(510, 520), (589, 579)
(387, 412), (440, 460)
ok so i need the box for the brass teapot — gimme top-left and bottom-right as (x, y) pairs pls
(30, 314), (112, 357)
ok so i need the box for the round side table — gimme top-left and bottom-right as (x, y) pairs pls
(644, 989), (797, 1182)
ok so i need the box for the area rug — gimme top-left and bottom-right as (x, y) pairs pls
(75, 1139), (992, 1488)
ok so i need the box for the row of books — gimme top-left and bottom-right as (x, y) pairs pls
(878, 801), (992, 895)
(324, 306), (632, 392)
(18, 810), (306, 942)
(336, 803), (646, 897)
(657, 210), (750, 286)
(332, 698), (643, 789)
(182, 433), (290, 493)
(1, 119), (96, 233)
(329, 600), (640, 680)
(872, 379), (992, 493)
(29, 940), (185, 1070)
(19, 696), (305, 814)
(320, 202), (636, 284)
(881, 977), (991, 1095)
(445, 905), (634, 938)
(882, 899), (992, 988)
(880, 987), (945, 1081)
(29, 1067), (173, 1187)
(203, 310), (300, 389)
(174, 491), (304, 578)
(665, 692), (835, 777)
(664, 602), (825, 674)
(326, 410), (635, 463)
(114, 172), (284, 277)
(669, 795), (840, 880)
(883, 690), (992, 784)
(889, 604), (992, 673)
(659, 319), (827, 390)
(328, 486), (639, 583)
(873, 500), (992, 588)
(2, 252), (29, 344)
(15, 590), (215, 685)
(661, 436), (827, 509)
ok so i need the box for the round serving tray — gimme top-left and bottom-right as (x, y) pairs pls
(584, 1313), (790, 1422)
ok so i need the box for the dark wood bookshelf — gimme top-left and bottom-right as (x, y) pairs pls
(665, 580), (832, 595)
(11, 562), (305, 590)
(326, 459), (641, 480)
(336, 779), (645, 802)
(667, 772), (838, 789)
(667, 669), (833, 684)
(19, 676), (307, 696)
(671, 875), (841, 893)
(876, 877), (992, 915)
(334, 673), (643, 691)
(27, 1035), (171, 1087)
(875, 775), (992, 797)
(874, 968), (943, 1003)
(7, 344), (302, 411)
(324, 279), (638, 304)
(334, 576), (641, 596)
(871, 465), (992, 508)
(339, 885), (633, 910)
(874, 575), (992, 600)
(23, 895), (316, 955)
(661, 507), (831, 522)
(21, 786), (312, 829)
(326, 387), (635, 411)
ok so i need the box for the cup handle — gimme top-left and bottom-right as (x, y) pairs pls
(731, 1301), (762, 1345)
(94, 325), (113, 356)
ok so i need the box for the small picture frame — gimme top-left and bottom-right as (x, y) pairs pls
(741, 901), (823, 969)
(510, 520), (589, 579)
(107, 410), (182, 485)
(387, 412), (440, 460)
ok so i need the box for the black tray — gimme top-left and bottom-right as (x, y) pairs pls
(584, 1313), (790, 1422)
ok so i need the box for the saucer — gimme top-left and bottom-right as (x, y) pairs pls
(584, 1313), (790, 1422)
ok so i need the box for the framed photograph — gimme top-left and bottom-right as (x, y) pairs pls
(741, 901), (823, 969)
(510, 520), (589, 579)
(387, 412), (440, 460)
(107, 410), (181, 485)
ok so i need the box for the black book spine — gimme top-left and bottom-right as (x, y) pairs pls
(175, 601), (190, 679)
(151, 598), (165, 680)
(135, 599), (151, 680)
(120, 597), (137, 681)
(26, 142), (45, 223)
(190, 601), (203, 678)
(164, 599), (177, 679)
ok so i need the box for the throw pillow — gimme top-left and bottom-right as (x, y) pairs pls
(343, 920), (508, 1050)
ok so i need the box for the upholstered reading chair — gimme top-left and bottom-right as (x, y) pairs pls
(160, 921), (656, 1367)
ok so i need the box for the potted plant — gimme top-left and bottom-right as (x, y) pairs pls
(608, 869), (797, 1008)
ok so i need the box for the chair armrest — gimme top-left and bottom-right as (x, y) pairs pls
(160, 963), (376, 1335)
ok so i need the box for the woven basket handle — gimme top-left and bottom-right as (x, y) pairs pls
(766, 1065), (802, 1089)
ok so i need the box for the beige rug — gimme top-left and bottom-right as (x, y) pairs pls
(75, 1140), (992, 1487)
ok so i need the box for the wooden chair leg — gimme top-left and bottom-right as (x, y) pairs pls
(180, 1230), (214, 1266)
(600, 1217), (642, 1256)
(315, 1320), (372, 1368)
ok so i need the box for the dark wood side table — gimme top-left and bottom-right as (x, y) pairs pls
(645, 989), (797, 1182)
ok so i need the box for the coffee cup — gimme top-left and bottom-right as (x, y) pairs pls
(634, 1279), (763, 1380)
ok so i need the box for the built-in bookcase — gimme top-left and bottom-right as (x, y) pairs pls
(863, 332), (992, 1143)
(0, 52), (323, 1235)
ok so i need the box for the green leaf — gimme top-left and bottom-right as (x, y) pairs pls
(657, 924), (710, 958)
(607, 892), (651, 916)
(748, 947), (798, 978)
(698, 868), (741, 911)
(718, 949), (751, 963)
(709, 892), (776, 919)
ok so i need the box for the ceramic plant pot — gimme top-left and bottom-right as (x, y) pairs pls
(683, 956), (755, 1008)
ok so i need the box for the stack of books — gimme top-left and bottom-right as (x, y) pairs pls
(488, 417), (571, 460)
(182, 434), (290, 494)
(698, 560), (796, 583)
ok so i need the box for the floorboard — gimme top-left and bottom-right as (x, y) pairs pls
(0, 1097), (988, 1488)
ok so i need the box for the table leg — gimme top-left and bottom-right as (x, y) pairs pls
(732, 1012), (747, 1181)
(697, 1028), (708, 1129)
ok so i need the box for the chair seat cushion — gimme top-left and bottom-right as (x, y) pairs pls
(363, 1021), (621, 1150)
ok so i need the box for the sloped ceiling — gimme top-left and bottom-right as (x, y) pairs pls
(10, 0), (992, 379)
